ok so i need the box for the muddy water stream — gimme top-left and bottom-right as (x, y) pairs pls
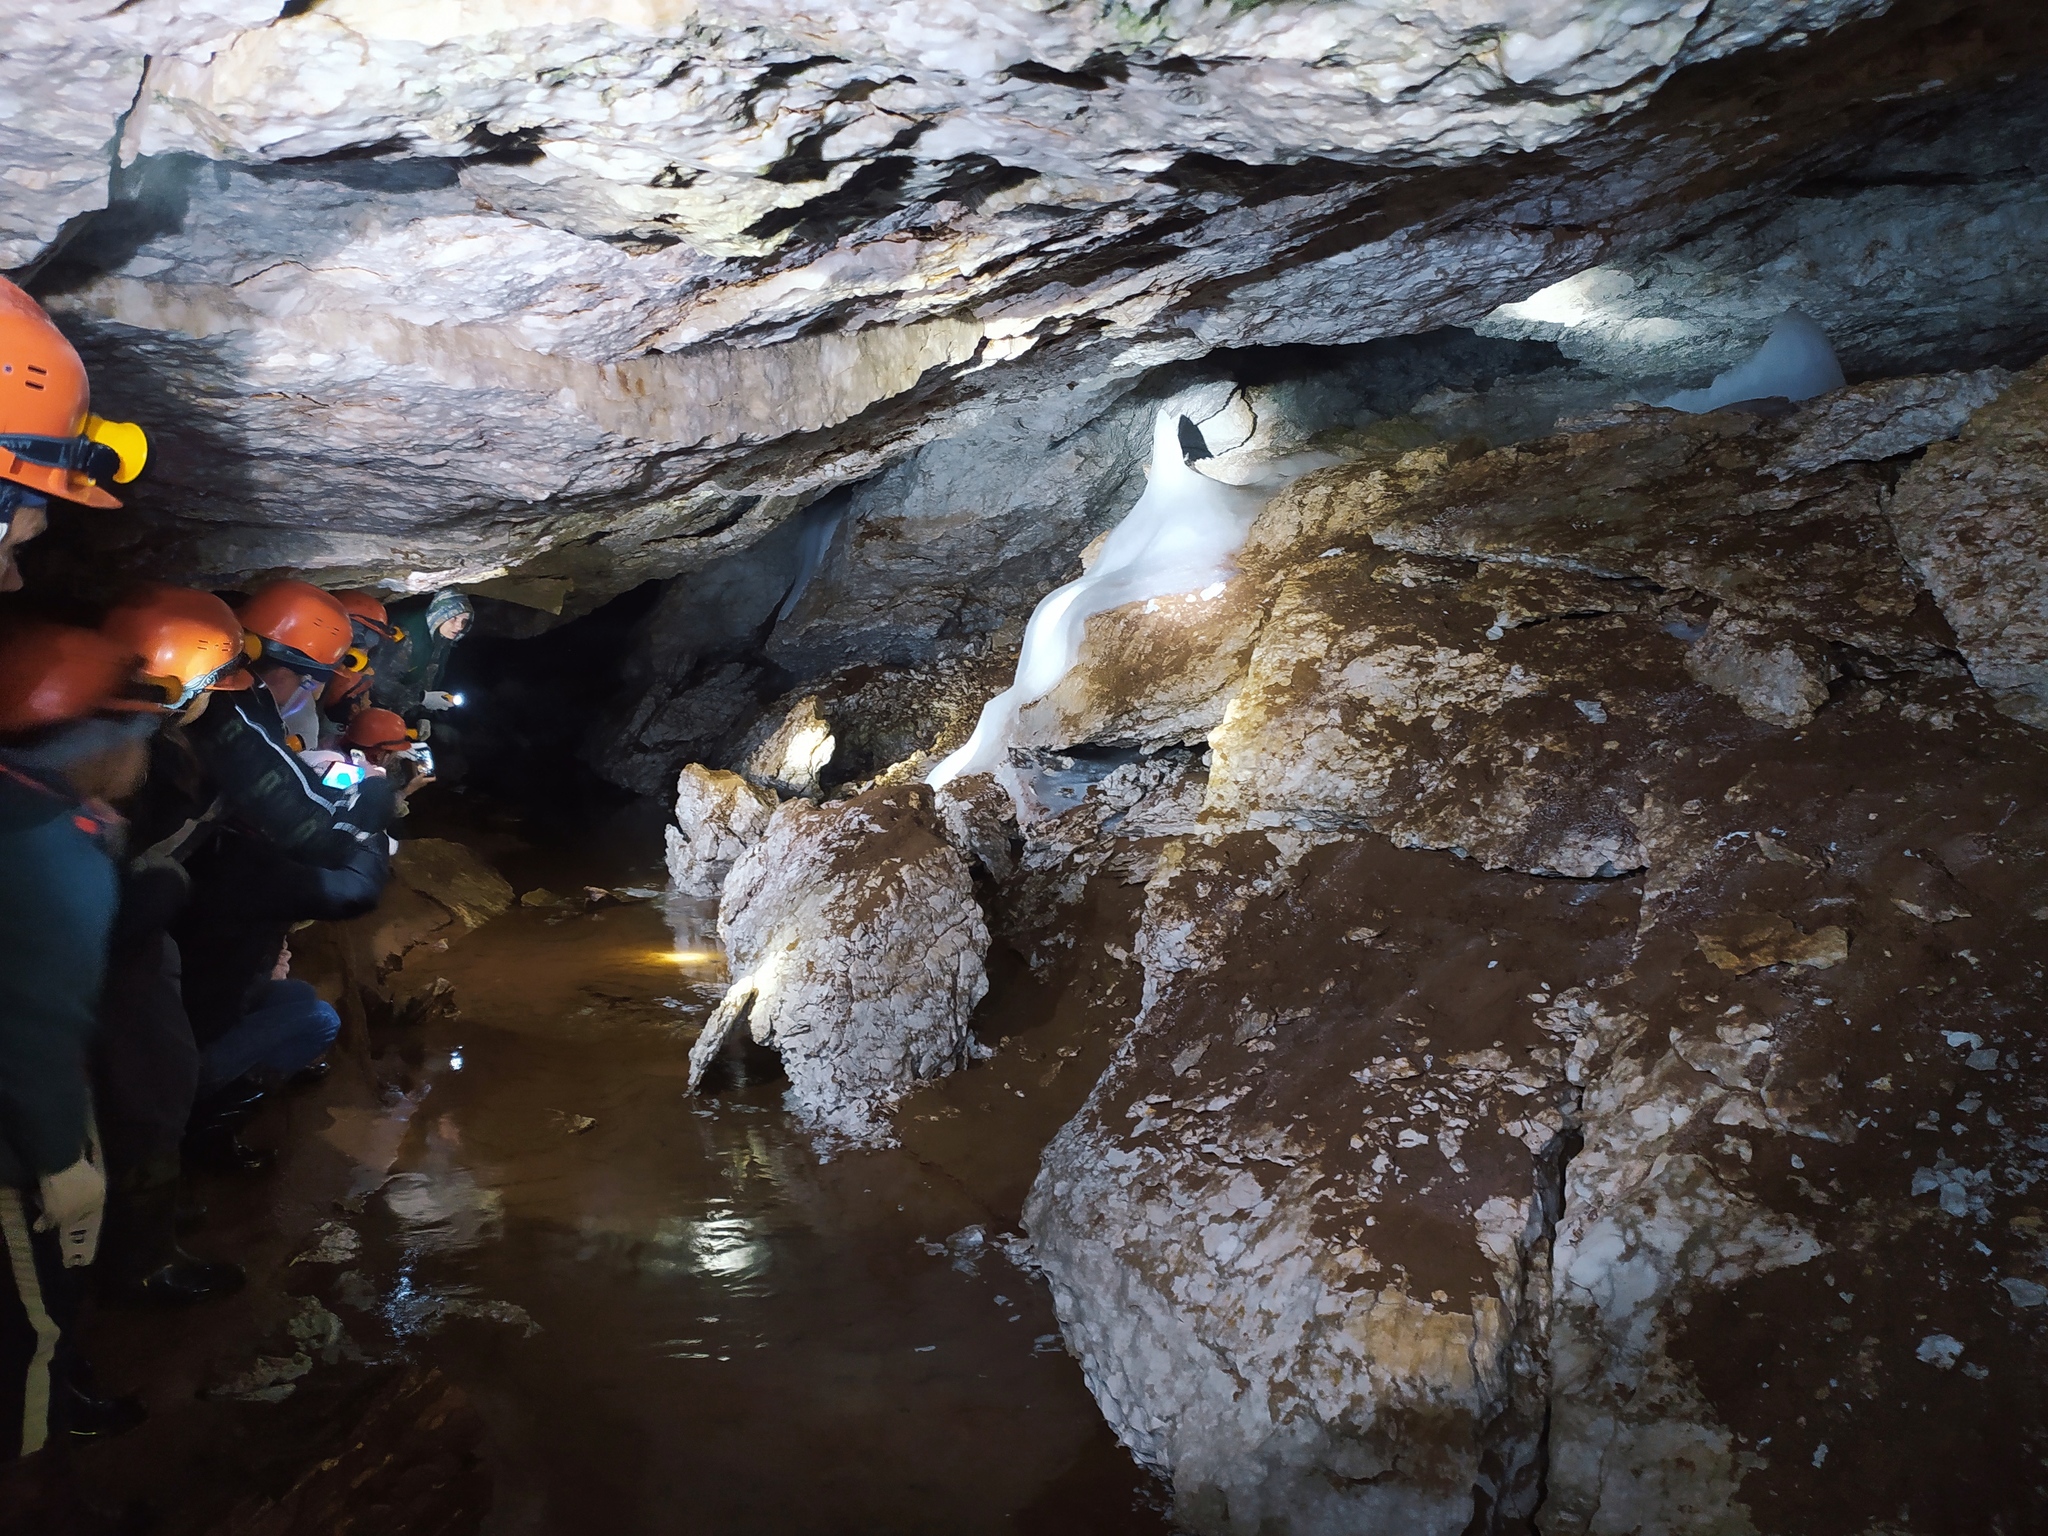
(360, 804), (1170, 1535)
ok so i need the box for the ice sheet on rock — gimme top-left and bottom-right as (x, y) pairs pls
(1657, 311), (1845, 413)
(930, 409), (1266, 790)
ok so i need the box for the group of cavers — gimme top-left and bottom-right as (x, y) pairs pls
(0, 277), (476, 1459)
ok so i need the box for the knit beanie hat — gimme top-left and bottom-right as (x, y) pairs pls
(425, 589), (473, 632)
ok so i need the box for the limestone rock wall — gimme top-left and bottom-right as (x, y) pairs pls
(1013, 367), (2048, 1533)
(687, 783), (989, 1145)
(10, 2), (2048, 607)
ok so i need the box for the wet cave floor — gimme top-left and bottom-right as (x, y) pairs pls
(26, 797), (1171, 1536)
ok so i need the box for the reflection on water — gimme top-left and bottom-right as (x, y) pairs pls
(351, 830), (1169, 1536)
(381, 1117), (504, 1259)
(640, 1207), (772, 1283)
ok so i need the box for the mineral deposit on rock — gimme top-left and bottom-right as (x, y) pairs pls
(664, 764), (779, 900)
(688, 784), (989, 1145)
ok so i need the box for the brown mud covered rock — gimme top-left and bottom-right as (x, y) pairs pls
(1027, 829), (1638, 1534)
(1204, 547), (1671, 876)
(688, 783), (990, 1146)
(1029, 679), (2048, 1534)
(664, 763), (778, 900)
(1887, 358), (2048, 728)
(1013, 382), (2048, 1534)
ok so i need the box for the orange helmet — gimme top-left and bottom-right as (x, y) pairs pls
(0, 623), (158, 735)
(321, 666), (372, 711)
(0, 277), (147, 511)
(237, 580), (352, 673)
(101, 584), (256, 711)
(342, 707), (412, 756)
(333, 589), (401, 643)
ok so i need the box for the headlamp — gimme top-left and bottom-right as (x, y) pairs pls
(83, 416), (149, 483)
(0, 416), (148, 490)
(341, 646), (371, 674)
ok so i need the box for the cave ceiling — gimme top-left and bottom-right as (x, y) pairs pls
(8, 0), (2047, 609)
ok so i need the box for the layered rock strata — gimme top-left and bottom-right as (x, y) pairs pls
(13, 4), (2048, 599)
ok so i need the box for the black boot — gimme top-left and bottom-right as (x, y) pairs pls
(61, 1377), (147, 1441)
(182, 1122), (277, 1175)
(191, 1074), (266, 1126)
(288, 1059), (332, 1087)
(98, 1181), (247, 1306)
(57, 1356), (147, 1443)
(184, 1079), (277, 1175)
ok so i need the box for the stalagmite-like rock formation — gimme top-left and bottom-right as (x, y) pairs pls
(688, 783), (989, 1145)
(663, 763), (778, 900)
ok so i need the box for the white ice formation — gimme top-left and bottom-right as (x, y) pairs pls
(929, 409), (1266, 789)
(1658, 310), (1846, 412)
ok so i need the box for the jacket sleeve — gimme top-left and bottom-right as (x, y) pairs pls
(0, 817), (112, 1180)
(111, 860), (192, 945)
(190, 699), (393, 866)
(229, 841), (392, 924)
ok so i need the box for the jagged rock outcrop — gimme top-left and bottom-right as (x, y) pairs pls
(688, 783), (989, 1145)
(1015, 365), (2048, 1533)
(1026, 829), (1633, 1533)
(663, 764), (778, 900)
(11, 3), (2048, 600)
(1887, 357), (2048, 728)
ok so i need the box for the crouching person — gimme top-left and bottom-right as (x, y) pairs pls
(91, 586), (259, 1304)
(175, 825), (387, 1173)
(0, 625), (157, 1454)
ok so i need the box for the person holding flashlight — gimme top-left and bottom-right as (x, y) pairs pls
(371, 588), (472, 720)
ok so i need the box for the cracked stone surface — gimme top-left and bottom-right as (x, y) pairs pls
(687, 783), (989, 1146)
(9, 3), (2048, 605)
(1886, 357), (2048, 729)
(663, 763), (778, 900)
(1007, 373), (2048, 1532)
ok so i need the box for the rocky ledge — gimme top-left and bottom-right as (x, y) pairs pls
(673, 359), (2048, 1530)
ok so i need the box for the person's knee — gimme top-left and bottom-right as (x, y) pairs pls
(308, 999), (339, 1053)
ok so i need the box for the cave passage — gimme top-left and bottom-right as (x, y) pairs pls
(6, 4), (2048, 1532)
(54, 687), (1174, 1533)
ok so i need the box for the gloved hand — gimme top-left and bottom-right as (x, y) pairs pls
(421, 691), (460, 712)
(34, 1157), (106, 1268)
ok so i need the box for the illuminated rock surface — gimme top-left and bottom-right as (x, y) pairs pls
(1016, 375), (2048, 1534)
(688, 782), (989, 1144)
(11, 4), (2048, 1530)
(11, 2), (2048, 603)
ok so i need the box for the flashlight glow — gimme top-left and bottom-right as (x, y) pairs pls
(657, 949), (722, 965)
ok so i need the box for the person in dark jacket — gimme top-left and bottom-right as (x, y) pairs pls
(136, 579), (391, 1174)
(0, 624), (158, 1455)
(181, 580), (396, 870)
(174, 826), (389, 1171)
(90, 587), (260, 1304)
(371, 588), (471, 719)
